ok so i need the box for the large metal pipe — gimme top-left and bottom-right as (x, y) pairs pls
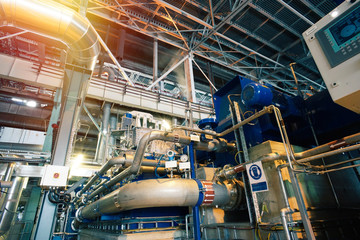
(0, 0), (100, 69)
(84, 131), (234, 200)
(0, 176), (27, 236)
(77, 178), (240, 221)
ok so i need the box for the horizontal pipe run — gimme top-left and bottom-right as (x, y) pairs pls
(294, 132), (360, 159)
(0, 181), (12, 188)
(219, 133), (360, 179)
(321, 157), (360, 169)
(77, 178), (240, 221)
(173, 106), (273, 137)
(295, 143), (360, 165)
(0, 157), (48, 163)
(312, 163), (360, 174)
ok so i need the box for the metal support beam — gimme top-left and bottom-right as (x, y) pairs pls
(146, 55), (188, 90)
(96, 30), (135, 86)
(0, 30), (28, 40)
(193, 0), (250, 50)
(192, 58), (217, 91)
(276, 0), (314, 25)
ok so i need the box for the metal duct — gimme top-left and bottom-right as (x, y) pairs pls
(0, 176), (27, 236)
(0, 0), (100, 69)
(77, 178), (241, 221)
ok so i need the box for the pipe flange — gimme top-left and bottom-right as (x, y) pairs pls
(200, 181), (215, 206)
(75, 206), (84, 223)
(222, 179), (244, 211)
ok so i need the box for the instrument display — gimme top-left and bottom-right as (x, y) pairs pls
(315, 2), (360, 67)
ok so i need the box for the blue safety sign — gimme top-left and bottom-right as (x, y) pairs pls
(246, 161), (268, 192)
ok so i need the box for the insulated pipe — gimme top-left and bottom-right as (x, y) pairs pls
(0, 0), (100, 70)
(77, 178), (238, 221)
(0, 177), (27, 236)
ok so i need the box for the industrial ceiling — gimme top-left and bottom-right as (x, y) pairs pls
(0, 0), (342, 137)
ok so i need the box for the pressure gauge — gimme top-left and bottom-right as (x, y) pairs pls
(180, 154), (188, 162)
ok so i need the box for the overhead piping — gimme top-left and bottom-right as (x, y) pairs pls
(0, 0), (100, 70)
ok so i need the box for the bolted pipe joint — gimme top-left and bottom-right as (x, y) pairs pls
(221, 179), (245, 211)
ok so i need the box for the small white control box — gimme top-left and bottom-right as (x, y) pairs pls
(40, 165), (69, 187)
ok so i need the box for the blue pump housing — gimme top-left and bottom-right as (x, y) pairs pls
(241, 82), (273, 107)
(213, 75), (303, 147)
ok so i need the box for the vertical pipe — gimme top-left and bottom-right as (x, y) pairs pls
(189, 143), (201, 240)
(96, 102), (111, 164)
(0, 163), (15, 208)
(185, 54), (196, 103)
(153, 39), (159, 89)
(109, 115), (117, 157)
(280, 208), (292, 240)
(0, 176), (27, 235)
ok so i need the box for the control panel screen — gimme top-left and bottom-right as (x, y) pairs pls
(315, 2), (360, 67)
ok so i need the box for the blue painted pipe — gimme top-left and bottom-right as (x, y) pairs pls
(189, 143), (201, 240)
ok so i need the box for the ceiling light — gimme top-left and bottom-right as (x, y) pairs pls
(11, 97), (23, 103)
(26, 100), (37, 107)
(331, 11), (339, 18)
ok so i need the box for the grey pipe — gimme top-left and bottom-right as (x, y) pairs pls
(85, 131), (234, 200)
(0, 181), (12, 189)
(173, 106), (273, 137)
(96, 102), (111, 164)
(75, 155), (165, 200)
(77, 178), (239, 221)
(0, 177), (27, 236)
(280, 208), (293, 240)
(0, 164), (15, 209)
(76, 155), (131, 198)
(0, 0), (100, 70)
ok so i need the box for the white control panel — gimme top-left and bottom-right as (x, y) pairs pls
(303, 0), (360, 113)
(40, 165), (69, 187)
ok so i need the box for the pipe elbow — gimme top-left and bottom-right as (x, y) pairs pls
(0, 0), (100, 70)
(280, 207), (293, 217)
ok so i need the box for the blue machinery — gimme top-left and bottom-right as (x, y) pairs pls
(22, 1), (360, 239)
(61, 73), (360, 240)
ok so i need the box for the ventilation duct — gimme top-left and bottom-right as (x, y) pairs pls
(0, 0), (100, 70)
